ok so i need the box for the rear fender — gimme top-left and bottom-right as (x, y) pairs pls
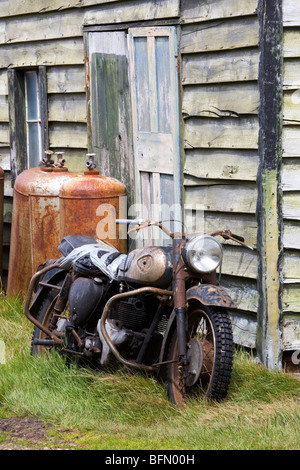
(186, 284), (236, 309)
(29, 262), (68, 317)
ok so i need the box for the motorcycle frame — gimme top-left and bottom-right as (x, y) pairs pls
(25, 262), (64, 344)
(24, 229), (236, 377)
(98, 232), (194, 374)
(172, 235), (189, 368)
(24, 237), (188, 373)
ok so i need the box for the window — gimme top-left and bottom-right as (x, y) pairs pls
(24, 71), (42, 168)
(8, 66), (48, 184)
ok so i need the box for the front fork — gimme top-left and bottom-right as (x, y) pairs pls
(173, 236), (189, 369)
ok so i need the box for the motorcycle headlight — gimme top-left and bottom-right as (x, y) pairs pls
(182, 235), (223, 273)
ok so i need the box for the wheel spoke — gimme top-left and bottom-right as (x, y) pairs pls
(166, 305), (233, 404)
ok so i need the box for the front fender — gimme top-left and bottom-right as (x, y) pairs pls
(157, 284), (236, 380)
(187, 284), (236, 309)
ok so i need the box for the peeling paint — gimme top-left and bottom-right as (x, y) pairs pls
(257, 0), (283, 370)
(261, 169), (282, 369)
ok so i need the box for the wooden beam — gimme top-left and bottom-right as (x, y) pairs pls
(180, 0), (258, 23)
(47, 66), (85, 93)
(38, 66), (49, 160)
(283, 0), (300, 26)
(83, 0), (180, 25)
(184, 149), (259, 182)
(0, 38), (84, 68)
(48, 93), (87, 122)
(182, 49), (259, 85)
(49, 123), (88, 149)
(7, 69), (26, 186)
(185, 183), (257, 214)
(184, 117), (259, 149)
(0, 0), (120, 18)
(181, 16), (259, 53)
(256, 0), (283, 370)
(281, 315), (300, 350)
(182, 83), (259, 118)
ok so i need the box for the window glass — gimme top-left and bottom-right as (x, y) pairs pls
(25, 71), (38, 121)
(25, 71), (42, 168)
(27, 122), (41, 168)
(155, 36), (171, 133)
(134, 37), (151, 132)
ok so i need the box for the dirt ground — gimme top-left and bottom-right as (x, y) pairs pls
(0, 416), (80, 450)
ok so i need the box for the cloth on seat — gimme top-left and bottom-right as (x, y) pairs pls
(59, 243), (126, 280)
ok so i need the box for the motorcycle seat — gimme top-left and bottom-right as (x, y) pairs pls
(59, 236), (126, 280)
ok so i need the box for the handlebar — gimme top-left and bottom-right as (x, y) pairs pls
(117, 219), (173, 238)
(221, 232), (245, 243)
(116, 219), (145, 225)
(115, 220), (254, 250)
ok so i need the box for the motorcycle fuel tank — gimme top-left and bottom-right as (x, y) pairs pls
(118, 246), (173, 288)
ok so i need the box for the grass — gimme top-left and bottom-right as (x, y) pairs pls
(0, 293), (299, 450)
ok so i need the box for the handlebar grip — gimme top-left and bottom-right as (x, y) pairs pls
(231, 233), (245, 243)
(116, 219), (144, 225)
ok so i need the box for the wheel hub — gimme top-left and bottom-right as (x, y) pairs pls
(186, 337), (203, 387)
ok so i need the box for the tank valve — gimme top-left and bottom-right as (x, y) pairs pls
(86, 153), (97, 171)
(54, 151), (66, 168)
(42, 150), (55, 167)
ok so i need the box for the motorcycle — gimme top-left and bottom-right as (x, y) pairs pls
(24, 219), (250, 405)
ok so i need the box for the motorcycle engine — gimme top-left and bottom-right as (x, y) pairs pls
(109, 297), (153, 331)
(67, 278), (164, 367)
(97, 295), (164, 366)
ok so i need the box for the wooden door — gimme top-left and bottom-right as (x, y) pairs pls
(88, 31), (134, 206)
(128, 27), (182, 245)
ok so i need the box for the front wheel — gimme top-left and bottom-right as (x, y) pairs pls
(166, 304), (233, 405)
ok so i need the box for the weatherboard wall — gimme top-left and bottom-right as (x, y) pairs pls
(181, 1), (260, 349)
(281, 0), (300, 356)
(0, 0), (298, 362)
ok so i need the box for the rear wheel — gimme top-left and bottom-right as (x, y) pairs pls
(166, 304), (233, 405)
(31, 282), (65, 356)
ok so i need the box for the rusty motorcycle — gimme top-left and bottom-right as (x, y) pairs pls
(25, 220), (248, 405)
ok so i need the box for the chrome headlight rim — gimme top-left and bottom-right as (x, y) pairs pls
(182, 234), (223, 274)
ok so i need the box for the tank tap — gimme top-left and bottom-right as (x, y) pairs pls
(42, 150), (55, 167)
(54, 151), (65, 168)
(86, 153), (97, 171)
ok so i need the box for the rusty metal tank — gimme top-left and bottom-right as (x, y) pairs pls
(7, 152), (79, 296)
(59, 155), (127, 253)
(0, 167), (4, 278)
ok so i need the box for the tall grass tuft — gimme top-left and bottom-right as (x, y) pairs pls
(0, 295), (299, 449)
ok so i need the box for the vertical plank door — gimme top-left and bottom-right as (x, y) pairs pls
(88, 31), (134, 203)
(128, 27), (182, 245)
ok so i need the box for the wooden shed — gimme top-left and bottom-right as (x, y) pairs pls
(0, 0), (299, 373)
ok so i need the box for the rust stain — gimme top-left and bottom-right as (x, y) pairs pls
(59, 172), (127, 253)
(7, 166), (78, 297)
(85, 56), (90, 89)
(0, 167), (3, 277)
(187, 284), (237, 309)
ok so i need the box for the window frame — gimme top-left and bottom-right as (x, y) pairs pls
(8, 66), (48, 185)
(24, 70), (43, 169)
